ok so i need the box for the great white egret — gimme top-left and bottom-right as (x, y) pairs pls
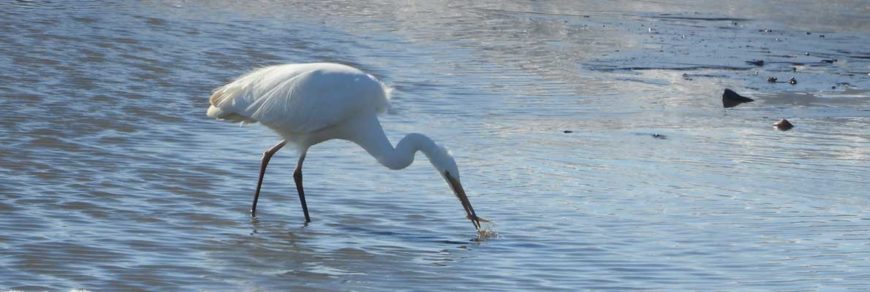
(207, 63), (483, 229)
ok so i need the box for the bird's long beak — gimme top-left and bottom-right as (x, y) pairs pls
(444, 171), (485, 230)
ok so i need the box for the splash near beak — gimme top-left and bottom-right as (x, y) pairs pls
(445, 171), (485, 230)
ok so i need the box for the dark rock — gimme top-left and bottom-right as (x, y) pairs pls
(774, 119), (794, 131)
(722, 88), (754, 108)
(563, 130), (573, 134)
(682, 73), (693, 81)
(746, 59), (764, 66)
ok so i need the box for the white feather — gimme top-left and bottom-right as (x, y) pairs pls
(207, 63), (390, 136)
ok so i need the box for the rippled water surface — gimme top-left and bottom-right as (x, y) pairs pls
(2, 0), (869, 290)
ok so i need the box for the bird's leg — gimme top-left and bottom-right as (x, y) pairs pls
(293, 151), (311, 223)
(251, 140), (287, 217)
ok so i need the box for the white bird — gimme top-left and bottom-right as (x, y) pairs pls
(207, 63), (484, 229)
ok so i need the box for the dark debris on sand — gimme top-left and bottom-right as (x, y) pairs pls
(722, 88), (754, 108)
(774, 119), (794, 131)
(746, 59), (764, 66)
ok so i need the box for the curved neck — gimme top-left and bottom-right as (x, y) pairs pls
(346, 115), (440, 170)
(370, 133), (439, 170)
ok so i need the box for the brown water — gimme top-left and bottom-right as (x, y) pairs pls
(1, 0), (869, 290)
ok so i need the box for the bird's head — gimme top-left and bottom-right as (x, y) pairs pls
(430, 146), (484, 229)
(431, 145), (460, 181)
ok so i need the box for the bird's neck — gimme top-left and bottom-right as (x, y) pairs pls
(346, 115), (440, 171)
(373, 133), (439, 170)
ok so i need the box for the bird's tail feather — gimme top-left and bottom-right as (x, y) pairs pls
(206, 85), (258, 123)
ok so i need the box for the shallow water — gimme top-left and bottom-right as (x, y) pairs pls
(1, 0), (869, 290)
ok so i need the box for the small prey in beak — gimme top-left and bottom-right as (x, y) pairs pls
(444, 171), (486, 229)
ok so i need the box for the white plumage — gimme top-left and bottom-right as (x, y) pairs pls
(208, 63), (388, 134)
(207, 62), (484, 229)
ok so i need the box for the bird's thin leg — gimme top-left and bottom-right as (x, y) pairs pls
(251, 140), (287, 217)
(293, 151), (311, 223)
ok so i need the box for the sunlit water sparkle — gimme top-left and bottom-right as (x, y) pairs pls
(1, 0), (868, 290)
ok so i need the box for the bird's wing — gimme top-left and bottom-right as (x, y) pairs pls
(208, 63), (389, 134)
(207, 65), (289, 123)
